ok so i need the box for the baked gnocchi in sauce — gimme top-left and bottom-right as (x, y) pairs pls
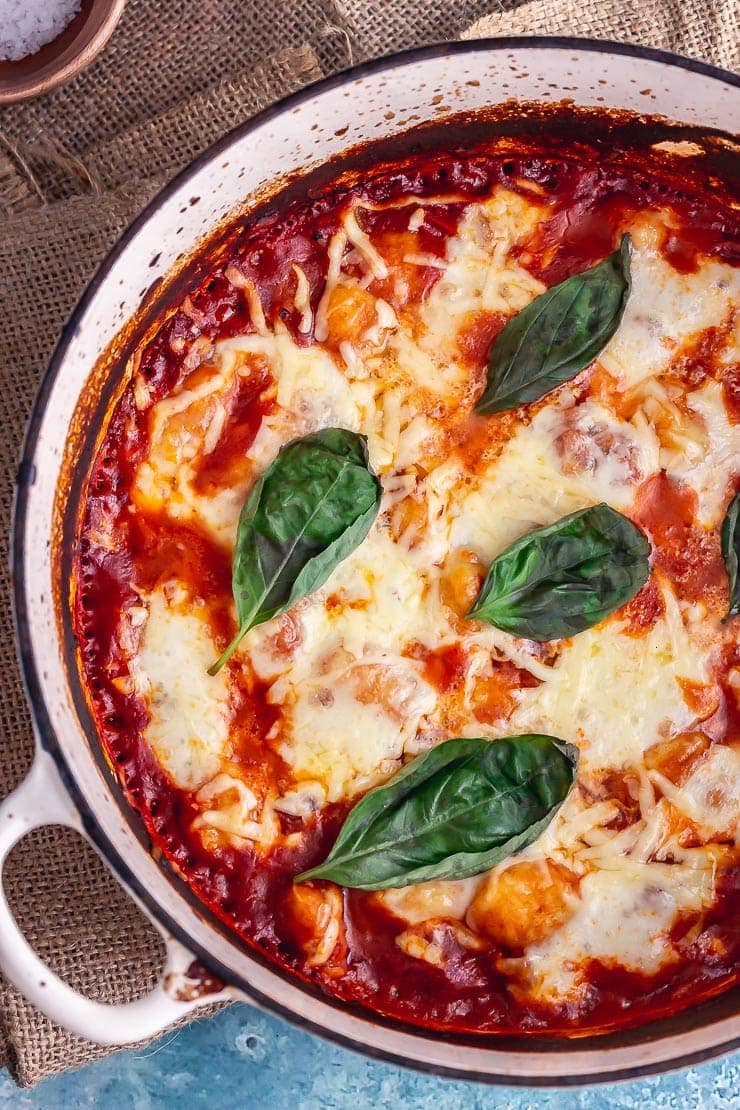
(75, 109), (739, 1036)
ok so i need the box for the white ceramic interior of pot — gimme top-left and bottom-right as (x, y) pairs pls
(17, 41), (739, 1080)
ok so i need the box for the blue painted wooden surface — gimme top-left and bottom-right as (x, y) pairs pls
(0, 1003), (737, 1107)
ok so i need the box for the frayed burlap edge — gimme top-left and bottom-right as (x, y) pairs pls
(12, 43), (322, 206)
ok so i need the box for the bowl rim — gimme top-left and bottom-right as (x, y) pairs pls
(0, 0), (126, 105)
(11, 36), (740, 1086)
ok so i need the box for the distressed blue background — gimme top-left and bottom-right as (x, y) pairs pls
(0, 1004), (737, 1108)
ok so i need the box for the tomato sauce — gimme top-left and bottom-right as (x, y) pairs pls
(634, 473), (728, 610)
(74, 119), (740, 1037)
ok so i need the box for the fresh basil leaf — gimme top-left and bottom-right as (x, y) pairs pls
(296, 735), (577, 890)
(209, 428), (381, 674)
(468, 502), (651, 641)
(476, 234), (632, 414)
(721, 491), (739, 621)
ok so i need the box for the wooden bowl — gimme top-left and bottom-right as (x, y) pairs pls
(0, 0), (125, 105)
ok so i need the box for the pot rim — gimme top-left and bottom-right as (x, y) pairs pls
(11, 37), (740, 1086)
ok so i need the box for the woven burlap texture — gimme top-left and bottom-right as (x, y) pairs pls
(335, 0), (517, 57)
(1, 1), (346, 154)
(0, 0), (733, 1091)
(464, 0), (739, 69)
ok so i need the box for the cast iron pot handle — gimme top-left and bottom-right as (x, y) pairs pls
(0, 749), (234, 1045)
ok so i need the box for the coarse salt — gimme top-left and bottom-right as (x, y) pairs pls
(0, 0), (81, 63)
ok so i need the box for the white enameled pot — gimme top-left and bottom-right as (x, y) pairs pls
(4, 39), (740, 1085)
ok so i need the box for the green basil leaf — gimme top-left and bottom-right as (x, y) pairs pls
(468, 502), (651, 641)
(209, 428), (381, 674)
(721, 491), (740, 621)
(295, 735), (577, 890)
(476, 234), (632, 414)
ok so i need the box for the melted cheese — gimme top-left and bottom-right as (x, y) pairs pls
(130, 588), (232, 790)
(421, 190), (546, 338)
(132, 359), (243, 547)
(513, 861), (714, 1002)
(388, 190), (547, 400)
(379, 876), (483, 925)
(121, 186), (739, 1005)
(250, 525), (442, 801)
(451, 397), (660, 561)
(664, 380), (740, 527)
(666, 744), (740, 839)
(277, 676), (432, 802)
(192, 773), (280, 848)
(133, 330), (362, 547)
(511, 582), (709, 770)
(599, 247), (739, 389)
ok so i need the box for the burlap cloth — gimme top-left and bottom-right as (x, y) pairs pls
(0, 0), (734, 1089)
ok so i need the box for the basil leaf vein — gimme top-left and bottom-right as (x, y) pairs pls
(721, 491), (739, 621)
(468, 502), (651, 641)
(295, 735), (577, 890)
(209, 428), (381, 674)
(476, 234), (632, 414)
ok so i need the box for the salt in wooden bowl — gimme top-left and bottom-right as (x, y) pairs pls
(0, 0), (125, 105)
